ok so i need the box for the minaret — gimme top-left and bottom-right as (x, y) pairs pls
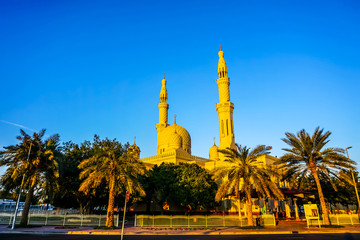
(216, 47), (236, 152)
(156, 74), (169, 154)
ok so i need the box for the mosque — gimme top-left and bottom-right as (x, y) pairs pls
(129, 47), (292, 214)
(136, 47), (277, 170)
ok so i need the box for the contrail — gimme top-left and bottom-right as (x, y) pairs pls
(0, 120), (37, 132)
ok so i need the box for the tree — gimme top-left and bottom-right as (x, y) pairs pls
(140, 163), (218, 214)
(277, 127), (356, 225)
(174, 163), (218, 213)
(53, 141), (98, 213)
(139, 163), (178, 214)
(0, 129), (60, 226)
(213, 144), (283, 226)
(78, 136), (146, 227)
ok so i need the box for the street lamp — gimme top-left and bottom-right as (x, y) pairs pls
(11, 142), (32, 230)
(346, 146), (360, 213)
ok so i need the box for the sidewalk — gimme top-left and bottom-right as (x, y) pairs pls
(0, 221), (359, 235)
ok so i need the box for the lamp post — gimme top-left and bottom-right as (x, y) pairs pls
(11, 142), (32, 230)
(346, 146), (360, 213)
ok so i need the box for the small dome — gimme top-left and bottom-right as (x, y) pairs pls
(209, 144), (219, 160)
(129, 143), (140, 152)
(128, 142), (140, 159)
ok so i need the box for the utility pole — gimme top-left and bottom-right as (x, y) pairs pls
(12, 142), (32, 230)
(121, 190), (130, 240)
(346, 146), (360, 213)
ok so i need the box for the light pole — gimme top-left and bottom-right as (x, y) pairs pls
(346, 146), (360, 213)
(11, 142), (32, 230)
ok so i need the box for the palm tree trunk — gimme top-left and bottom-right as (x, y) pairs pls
(311, 168), (330, 225)
(293, 198), (300, 221)
(20, 185), (34, 226)
(245, 187), (254, 226)
(105, 177), (116, 227)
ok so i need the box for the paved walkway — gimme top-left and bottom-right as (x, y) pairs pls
(0, 221), (359, 235)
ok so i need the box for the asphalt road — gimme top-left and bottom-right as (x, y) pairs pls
(0, 234), (359, 240)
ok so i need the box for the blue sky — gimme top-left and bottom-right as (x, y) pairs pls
(1, 0), (359, 173)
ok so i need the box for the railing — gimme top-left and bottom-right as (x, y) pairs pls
(0, 212), (119, 227)
(326, 214), (360, 225)
(135, 214), (276, 227)
(141, 151), (176, 162)
(141, 150), (209, 163)
(305, 213), (360, 227)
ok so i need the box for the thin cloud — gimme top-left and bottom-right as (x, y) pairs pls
(0, 120), (37, 132)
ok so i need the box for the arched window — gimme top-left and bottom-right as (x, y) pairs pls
(221, 120), (224, 136)
(226, 119), (229, 136)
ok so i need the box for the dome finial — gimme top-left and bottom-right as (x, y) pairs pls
(134, 136), (136, 144)
(213, 137), (216, 146)
(174, 115), (177, 133)
(219, 44), (222, 51)
(163, 73), (165, 79)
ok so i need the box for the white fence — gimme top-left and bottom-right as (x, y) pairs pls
(305, 214), (360, 227)
(327, 214), (360, 225)
(0, 212), (119, 227)
(136, 214), (276, 227)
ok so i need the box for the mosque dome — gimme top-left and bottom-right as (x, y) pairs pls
(158, 123), (191, 154)
(209, 144), (219, 160)
(168, 130), (182, 149)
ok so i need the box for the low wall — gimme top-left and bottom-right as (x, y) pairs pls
(135, 214), (276, 227)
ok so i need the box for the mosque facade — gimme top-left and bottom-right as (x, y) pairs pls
(138, 47), (276, 171)
(132, 48), (289, 213)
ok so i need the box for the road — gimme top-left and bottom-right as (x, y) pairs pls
(0, 234), (359, 240)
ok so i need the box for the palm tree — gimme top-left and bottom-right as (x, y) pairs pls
(213, 144), (284, 226)
(277, 127), (356, 225)
(78, 136), (146, 227)
(0, 129), (60, 226)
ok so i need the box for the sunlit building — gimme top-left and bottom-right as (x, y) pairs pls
(139, 47), (277, 173)
(131, 48), (286, 214)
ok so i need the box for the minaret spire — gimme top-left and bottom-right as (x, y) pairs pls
(216, 46), (236, 153)
(218, 46), (228, 80)
(160, 74), (167, 103)
(157, 74), (169, 129)
(156, 74), (170, 154)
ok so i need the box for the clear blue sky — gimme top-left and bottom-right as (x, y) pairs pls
(1, 0), (359, 173)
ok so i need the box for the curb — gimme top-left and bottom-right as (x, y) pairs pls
(0, 231), (66, 235)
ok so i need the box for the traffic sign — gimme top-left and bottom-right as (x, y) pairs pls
(126, 190), (130, 202)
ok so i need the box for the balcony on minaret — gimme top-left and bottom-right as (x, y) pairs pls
(216, 102), (234, 111)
